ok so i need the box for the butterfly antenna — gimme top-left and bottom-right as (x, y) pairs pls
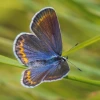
(66, 43), (81, 71)
(68, 43), (79, 51)
(67, 60), (82, 71)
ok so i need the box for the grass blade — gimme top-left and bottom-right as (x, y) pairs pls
(65, 75), (100, 87)
(0, 55), (100, 86)
(0, 55), (25, 69)
(63, 35), (100, 56)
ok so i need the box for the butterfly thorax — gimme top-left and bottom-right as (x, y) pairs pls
(27, 56), (66, 68)
(47, 56), (66, 64)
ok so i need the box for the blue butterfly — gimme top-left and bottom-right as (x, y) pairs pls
(13, 7), (70, 88)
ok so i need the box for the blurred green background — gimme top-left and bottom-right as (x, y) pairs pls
(0, 0), (100, 100)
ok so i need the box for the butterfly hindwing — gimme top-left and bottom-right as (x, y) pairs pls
(21, 64), (51, 87)
(30, 7), (62, 56)
(43, 60), (69, 81)
(21, 60), (69, 87)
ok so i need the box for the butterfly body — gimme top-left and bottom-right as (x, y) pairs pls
(26, 56), (66, 68)
(13, 7), (70, 88)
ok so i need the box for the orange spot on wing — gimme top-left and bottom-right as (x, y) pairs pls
(37, 15), (46, 26)
(18, 39), (28, 64)
(25, 70), (37, 85)
(27, 71), (31, 76)
(48, 76), (58, 79)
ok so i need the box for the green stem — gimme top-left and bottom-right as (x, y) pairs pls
(66, 75), (100, 86)
(63, 35), (100, 56)
(0, 55), (100, 86)
(0, 55), (25, 69)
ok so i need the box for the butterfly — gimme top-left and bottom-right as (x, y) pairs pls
(13, 7), (70, 88)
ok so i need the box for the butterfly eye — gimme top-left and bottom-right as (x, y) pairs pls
(62, 57), (66, 62)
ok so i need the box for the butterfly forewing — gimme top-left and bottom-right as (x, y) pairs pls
(13, 32), (56, 65)
(31, 7), (62, 55)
